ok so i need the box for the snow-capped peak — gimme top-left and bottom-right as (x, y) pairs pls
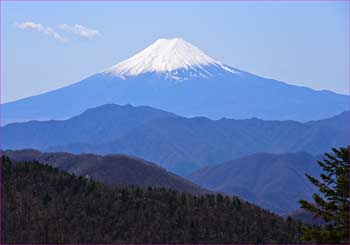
(104, 38), (238, 79)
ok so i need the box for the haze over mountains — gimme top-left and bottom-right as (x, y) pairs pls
(2, 37), (349, 222)
(189, 152), (322, 214)
(2, 104), (349, 175)
(2, 38), (349, 125)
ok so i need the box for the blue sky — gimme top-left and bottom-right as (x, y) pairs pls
(1, 1), (349, 103)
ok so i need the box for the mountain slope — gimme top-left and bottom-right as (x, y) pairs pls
(189, 152), (322, 214)
(2, 104), (176, 149)
(104, 37), (238, 78)
(2, 149), (205, 194)
(286, 209), (325, 225)
(2, 38), (348, 124)
(2, 157), (301, 244)
(2, 104), (349, 175)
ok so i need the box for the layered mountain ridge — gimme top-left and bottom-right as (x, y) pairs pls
(2, 103), (349, 175)
(189, 152), (322, 214)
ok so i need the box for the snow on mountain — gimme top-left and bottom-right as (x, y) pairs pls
(103, 38), (239, 80)
(2, 37), (349, 125)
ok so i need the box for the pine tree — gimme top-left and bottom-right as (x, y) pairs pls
(299, 146), (350, 243)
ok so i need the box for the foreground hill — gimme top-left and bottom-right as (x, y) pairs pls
(2, 157), (301, 244)
(2, 38), (348, 125)
(2, 149), (205, 195)
(189, 152), (322, 214)
(2, 104), (349, 175)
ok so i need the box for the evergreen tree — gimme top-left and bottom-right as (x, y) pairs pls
(299, 146), (350, 243)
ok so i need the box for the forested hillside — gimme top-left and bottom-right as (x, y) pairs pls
(2, 157), (302, 244)
(3, 149), (206, 194)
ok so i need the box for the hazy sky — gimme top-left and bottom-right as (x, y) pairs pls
(1, 1), (349, 103)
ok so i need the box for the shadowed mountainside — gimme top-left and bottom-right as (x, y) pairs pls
(286, 209), (325, 225)
(2, 104), (349, 175)
(2, 149), (206, 195)
(189, 152), (322, 214)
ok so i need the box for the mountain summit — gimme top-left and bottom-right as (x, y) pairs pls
(2, 37), (349, 124)
(104, 38), (238, 80)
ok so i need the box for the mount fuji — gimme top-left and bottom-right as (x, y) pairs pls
(2, 38), (349, 124)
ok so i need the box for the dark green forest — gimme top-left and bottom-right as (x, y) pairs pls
(1, 156), (302, 244)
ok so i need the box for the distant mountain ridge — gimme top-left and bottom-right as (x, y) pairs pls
(2, 149), (206, 195)
(2, 104), (177, 149)
(2, 38), (349, 124)
(2, 104), (349, 175)
(189, 152), (322, 214)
